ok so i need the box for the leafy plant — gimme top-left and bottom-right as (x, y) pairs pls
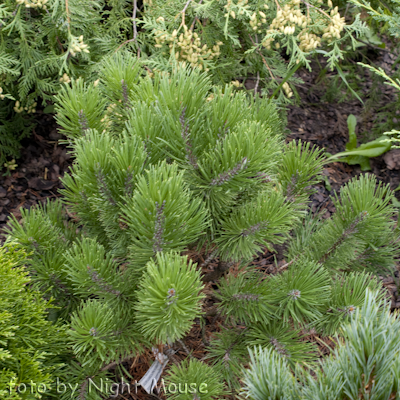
(327, 0), (400, 155)
(349, 0), (400, 38)
(327, 114), (391, 170)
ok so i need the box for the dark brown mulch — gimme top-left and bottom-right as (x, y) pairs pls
(0, 112), (72, 242)
(286, 47), (400, 202)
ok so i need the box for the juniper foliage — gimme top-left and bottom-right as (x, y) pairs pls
(0, 0), (368, 166)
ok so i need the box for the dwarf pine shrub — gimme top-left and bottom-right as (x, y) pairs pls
(3, 62), (400, 398)
(241, 289), (400, 400)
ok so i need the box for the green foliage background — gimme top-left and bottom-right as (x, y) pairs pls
(0, 0), (368, 165)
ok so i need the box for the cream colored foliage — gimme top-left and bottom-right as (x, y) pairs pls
(282, 82), (293, 98)
(16, 0), (48, 9)
(13, 100), (36, 114)
(261, 0), (309, 49)
(69, 36), (90, 57)
(231, 80), (242, 87)
(154, 24), (222, 71)
(224, 0), (250, 18)
(59, 73), (71, 84)
(261, 0), (344, 51)
(298, 31), (321, 52)
(322, 7), (346, 42)
(4, 159), (18, 171)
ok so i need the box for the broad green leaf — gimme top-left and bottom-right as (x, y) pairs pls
(392, 197), (400, 208)
(328, 136), (391, 160)
(346, 114), (357, 151)
(346, 155), (371, 171)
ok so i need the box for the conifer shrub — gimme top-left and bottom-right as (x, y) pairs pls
(165, 358), (225, 400)
(3, 62), (400, 398)
(0, 0), (368, 166)
(241, 289), (400, 400)
(0, 244), (68, 399)
(139, 0), (367, 96)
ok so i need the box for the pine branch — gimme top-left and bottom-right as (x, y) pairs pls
(95, 165), (116, 206)
(241, 221), (268, 237)
(210, 158), (248, 186)
(87, 265), (121, 296)
(179, 107), (198, 169)
(318, 211), (368, 264)
(78, 110), (89, 133)
(152, 200), (166, 253)
(121, 79), (131, 109)
(269, 337), (289, 357)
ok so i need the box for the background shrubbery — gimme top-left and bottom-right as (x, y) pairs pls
(0, 0), (369, 166)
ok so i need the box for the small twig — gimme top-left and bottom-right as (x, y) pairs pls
(356, 39), (393, 54)
(132, 0), (138, 41)
(274, 0), (282, 10)
(56, 36), (64, 52)
(182, 0), (194, 13)
(178, 339), (194, 358)
(114, 38), (137, 53)
(189, 18), (198, 31)
(254, 71), (260, 95)
(12, 5), (20, 16)
(248, 35), (275, 80)
(277, 258), (295, 273)
(355, 49), (374, 65)
(101, 353), (136, 372)
(201, 320), (209, 346)
(300, 0), (332, 20)
(344, 3), (350, 19)
(149, 393), (163, 400)
(189, 0), (203, 31)
(180, 0), (194, 27)
(201, 248), (218, 267)
(79, 379), (89, 400)
(65, 0), (71, 26)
